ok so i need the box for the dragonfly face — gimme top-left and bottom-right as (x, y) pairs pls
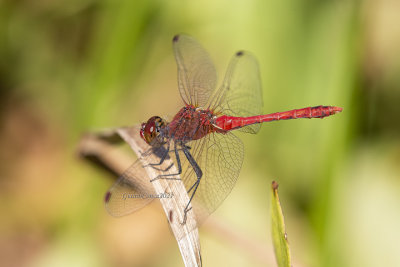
(140, 116), (166, 145)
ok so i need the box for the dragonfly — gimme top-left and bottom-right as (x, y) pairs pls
(104, 34), (342, 225)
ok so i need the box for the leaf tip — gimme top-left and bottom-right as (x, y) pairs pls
(272, 180), (279, 190)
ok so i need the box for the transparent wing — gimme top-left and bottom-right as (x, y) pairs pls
(177, 132), (244, 222)
(104, 153), (157, 217)
(106, 132), (244, 225)
(212, 51), (263, 134)
(173, 34), (217, 107)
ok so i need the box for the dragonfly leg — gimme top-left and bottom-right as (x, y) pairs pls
(147, 163), (174, 172)
(144, 142), (170, 168)
(181, 146), (203, 225)
(150, 142), (183, 182)
(145, 144), (191, 172)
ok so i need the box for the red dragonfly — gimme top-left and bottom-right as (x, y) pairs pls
(104, 34), (342, 224)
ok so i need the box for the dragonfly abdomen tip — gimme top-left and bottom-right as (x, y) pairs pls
(333, 106), (343, 114)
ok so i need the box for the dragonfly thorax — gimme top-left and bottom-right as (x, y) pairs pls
(167, 105), (221, 142)
(140, 116), (167, 145)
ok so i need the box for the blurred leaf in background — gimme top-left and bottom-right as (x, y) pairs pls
(0, 0), (399, 266)
(271, 181), (291, 267)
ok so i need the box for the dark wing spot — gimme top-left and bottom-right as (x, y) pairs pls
(173, 35), (180, 42)
(104, 191), (112, 203)
(236, 50), (244, 56)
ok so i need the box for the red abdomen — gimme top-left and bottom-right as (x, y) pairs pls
(215, 105), (342, 131)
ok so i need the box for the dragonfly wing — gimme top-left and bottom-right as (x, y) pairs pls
(173, 34), (217, 107)
(179, 132), (244, 222)
(213, 51), (263, 134)
(104, 158), (156, 217)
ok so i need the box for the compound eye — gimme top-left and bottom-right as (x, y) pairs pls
(139, 123), (146, 140)
(140, 116), (164, 145)
(148, 124), (155, 135)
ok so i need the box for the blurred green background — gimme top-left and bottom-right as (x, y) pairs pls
(1, 0), (399, 266)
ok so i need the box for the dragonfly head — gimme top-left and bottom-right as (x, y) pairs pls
(140, 116), (166, 145)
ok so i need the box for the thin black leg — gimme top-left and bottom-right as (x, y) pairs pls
(150, 142), (183, 182)
(148, 143), (204, 225)
(181, 146), (203, 224)
(145, 142), (170, 167)
(146, 144), (191, 172)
